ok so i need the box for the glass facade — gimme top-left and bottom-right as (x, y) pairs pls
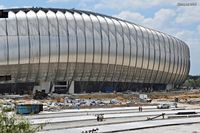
(0, 8), (190, 86)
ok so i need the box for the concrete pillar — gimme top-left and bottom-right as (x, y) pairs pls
(33, 81), (51, 93)
(68, 81), (74, 94)
(51, 84), (55, 93)
(166, 84), (173, 90)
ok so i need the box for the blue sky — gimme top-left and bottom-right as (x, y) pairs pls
(0, 0), (200, 75)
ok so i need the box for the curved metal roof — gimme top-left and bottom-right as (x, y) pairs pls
(0, 7), (188, 45)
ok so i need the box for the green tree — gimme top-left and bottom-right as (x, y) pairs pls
(195, 78), (200, 87)
(182, 79), (197, 89)
(183, 79), (191, 88)
(189, 79), (196, 87)
(0, 111), (43, 133)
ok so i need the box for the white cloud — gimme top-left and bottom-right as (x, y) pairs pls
(47, 0), (70, 2)
(95, 0), (179, 10)
(114, 11), (144, 24)
(176, 6), (200, 24)
(47, 0), (93, 3)
(197, 25), (200, 34)
(187, 39), (200, 75)
(0, 5), (6, 9)
(47, 0), (95, 9)
(143, 9), (176, 29)
(115, 8), (176, 33)
(175, 30), (196, 41)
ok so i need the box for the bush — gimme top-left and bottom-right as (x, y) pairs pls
(2, 107), (14, 112)
(0, 111), (43, 133)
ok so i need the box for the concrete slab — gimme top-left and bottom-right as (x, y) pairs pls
(40, 106), (156, 114)
(26, 108), (171, 120)
(38, 117), (200, 133)
(30, 109), (200, 124)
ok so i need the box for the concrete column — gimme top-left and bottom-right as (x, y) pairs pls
(166, 84), (173, 90)
(51, 85), (55, 93)
(33, 81), (51, 93)
(68, 81), (74, 94)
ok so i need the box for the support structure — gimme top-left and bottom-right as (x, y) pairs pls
(68, 81), (74, 94)
(166, 84), (174, 90)
(33, 81), (51, 93)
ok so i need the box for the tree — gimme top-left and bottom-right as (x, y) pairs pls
(195, 78), (200, 87)
(0, 111), (43, 133)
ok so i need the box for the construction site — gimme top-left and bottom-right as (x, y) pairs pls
(0, 7), (198, 133)
(0, 88), (200, 133)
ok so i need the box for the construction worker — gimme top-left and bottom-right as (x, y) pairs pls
(139, 105), (143, 112)
(138, 106), (140, 112)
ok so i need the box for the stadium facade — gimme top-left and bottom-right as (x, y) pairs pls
(0, 8), (190, 93)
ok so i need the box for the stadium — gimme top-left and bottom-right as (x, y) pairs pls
(0, 8), (190, 94)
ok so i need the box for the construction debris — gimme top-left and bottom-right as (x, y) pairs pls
(0, 90), (200, 113)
